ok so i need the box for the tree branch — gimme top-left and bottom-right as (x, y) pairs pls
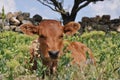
(71, 0), (104, 16)
(37, 0), (56, 11)
(70, 0), (85, 17)
(76, 1), (90, 12)
(50, 0), (66, 14)
(77, 0), (104, 12)
(37, 0), (66, 14)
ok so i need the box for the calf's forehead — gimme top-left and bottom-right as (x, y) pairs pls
(38, 20), (63, 36)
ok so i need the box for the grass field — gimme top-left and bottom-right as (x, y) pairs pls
(0, 31), (120, 80)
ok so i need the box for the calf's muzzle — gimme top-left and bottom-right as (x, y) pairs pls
(48, 51), (59, 59)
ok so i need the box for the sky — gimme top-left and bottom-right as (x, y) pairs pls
(0, 0), (120, 22)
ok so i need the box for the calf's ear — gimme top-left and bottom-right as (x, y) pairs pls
(20, 23), (38, 35)
(63, 22), (80, 35)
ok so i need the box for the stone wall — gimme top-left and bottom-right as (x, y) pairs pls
(0, 12), (120, 33)
(0, 11), (42, 32)
(79, 15), (120, 33)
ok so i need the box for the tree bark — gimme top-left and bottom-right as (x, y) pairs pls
(61, 12), (77, 25)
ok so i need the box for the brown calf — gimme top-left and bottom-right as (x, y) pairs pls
(20, 20), (95, 75)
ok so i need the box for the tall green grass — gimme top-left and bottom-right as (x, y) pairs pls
(0, 31), (36, 80)
(0, 31), (120, 80)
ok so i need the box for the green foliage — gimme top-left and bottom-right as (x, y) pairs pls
(0, 6), (6, 31)
(2, 6), (6, 20)
(0, 31), (120, 80)
(0, 31), (36, 79)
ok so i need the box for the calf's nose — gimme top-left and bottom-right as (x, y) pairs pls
(48, 51), (59, 59)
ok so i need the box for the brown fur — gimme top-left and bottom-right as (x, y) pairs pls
(67, 42), (95, 66)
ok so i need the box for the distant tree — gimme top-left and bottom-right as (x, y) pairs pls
(37, 0), (104, 25)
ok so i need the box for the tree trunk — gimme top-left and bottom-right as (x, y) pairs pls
(61, 12), (77, 25)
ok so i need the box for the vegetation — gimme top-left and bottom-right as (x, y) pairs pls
(0, 31), (120, 80)
(37, 0), (104, 24)
(0, 6), (6, 31)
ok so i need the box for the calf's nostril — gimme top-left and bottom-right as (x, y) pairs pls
(49, 51), (59, 56)
(48, 51), (59, 59)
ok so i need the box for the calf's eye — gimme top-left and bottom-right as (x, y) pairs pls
(40, 35), (46, 39)
(59, 35), (63, 39)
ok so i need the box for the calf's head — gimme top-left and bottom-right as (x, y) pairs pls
(20, 20), (80, 61)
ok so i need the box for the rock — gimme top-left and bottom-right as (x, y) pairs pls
(95, 15), (101, 22)
(111, 19), (120, 24)
(3, 26), (11, 31)
(4, 19), (9, 26)
(101, 15), (111, 23)
(10, 25), (16, 30)
(14, 11), (22, 17)
(31, 14), (42, 25)
(16, 14), (24, 22)
(0, 19), (9, 26)
(15, 27), (22, 33)
(117, 25), (120, 32)
(94, 24), (109, 32)
(86, 26), (93, 32)
(82, 17), (90, 23)
(6, 12), (14, 20)
(21, 20), (32, 24)
(78, 22), (84, 34)
(16, 12), (30, 21)
(110, 24), (115, 31)
(9, 17), (20, 26)
(89, 16), (101, 23)
(110, 23), (120, 32)
(22, 12), (30, 20)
